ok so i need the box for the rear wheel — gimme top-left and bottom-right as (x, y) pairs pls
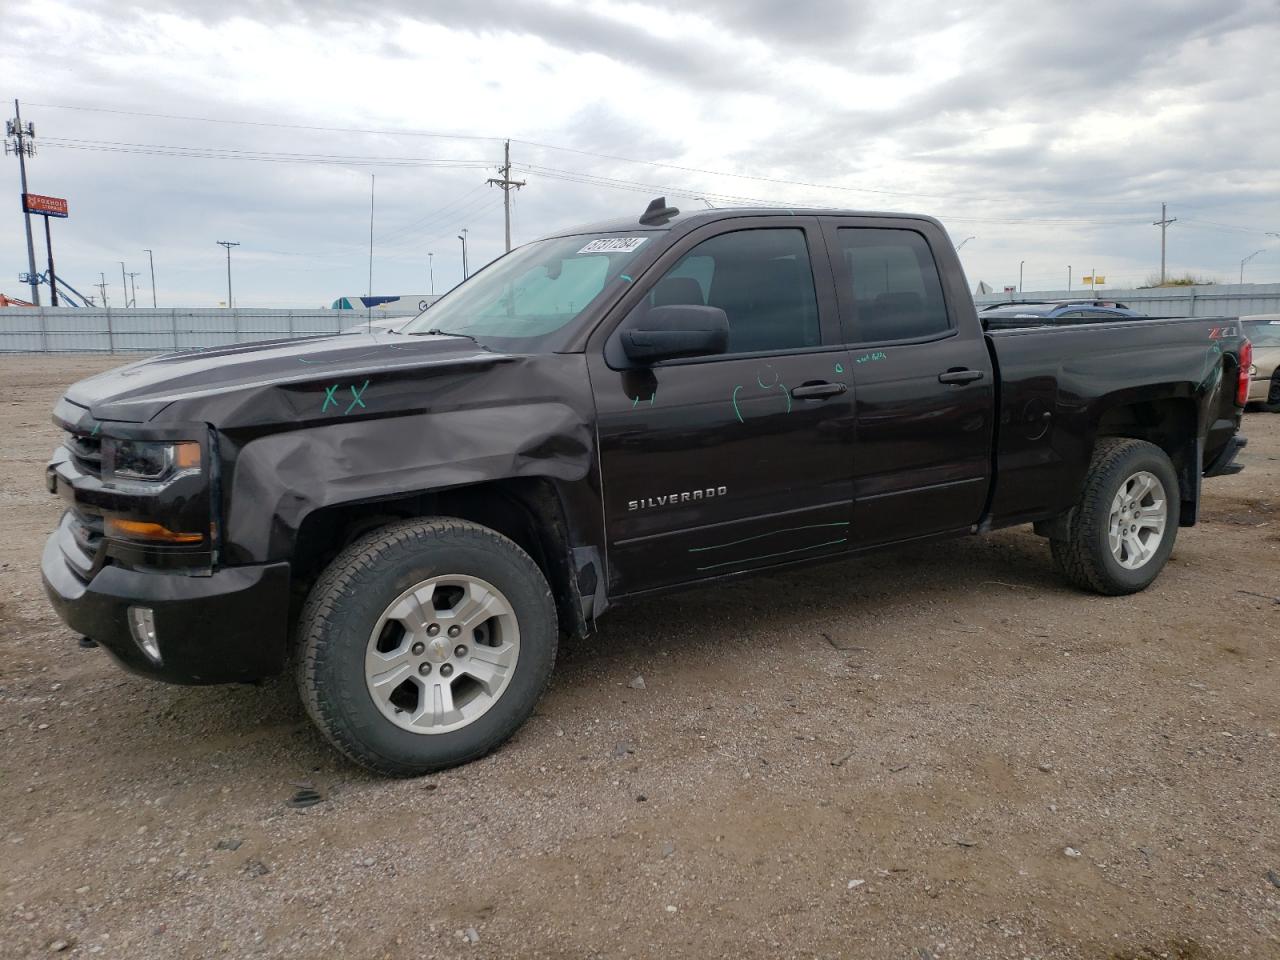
(297, 518), (557, 776)
(1050, 438), (1179, 595)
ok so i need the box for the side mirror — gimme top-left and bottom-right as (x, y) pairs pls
(622, 304), (729, 364)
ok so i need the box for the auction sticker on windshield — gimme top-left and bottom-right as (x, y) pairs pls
(578, 237), (648, 254)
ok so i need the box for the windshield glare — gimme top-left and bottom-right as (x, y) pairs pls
(402, 233), (653, 342)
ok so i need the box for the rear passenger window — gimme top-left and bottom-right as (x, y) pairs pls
(644, 228), (821, 354)
(836, 228), (951, 343)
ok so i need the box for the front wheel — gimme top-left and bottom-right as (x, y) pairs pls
(1050, 438), (1179, 595)
(296, 518), (557, 776)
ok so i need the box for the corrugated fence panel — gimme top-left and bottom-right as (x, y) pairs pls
(974, 283), (1280, 318)
(0, 307), (419, 353)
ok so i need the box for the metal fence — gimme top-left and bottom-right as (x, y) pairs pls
(974, 282), (1280, 317)
(0, 307), (422, 353)
(3, 284), (1280, 354)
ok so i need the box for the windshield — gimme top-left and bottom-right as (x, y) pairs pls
(1244, 319), (1280, 347)
(401, 233), (654, 345)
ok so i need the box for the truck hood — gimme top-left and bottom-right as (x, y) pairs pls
(65, 332), (505, 423)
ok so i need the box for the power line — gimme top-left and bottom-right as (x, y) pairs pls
(40, 136), (493, 168)
(28, 99), (1164, 210)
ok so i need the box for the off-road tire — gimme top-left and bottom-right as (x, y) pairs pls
(296, 518), (557, 776)
(1050, 438), (1179, 596)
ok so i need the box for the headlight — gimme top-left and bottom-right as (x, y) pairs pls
(102, 439), (202, 482)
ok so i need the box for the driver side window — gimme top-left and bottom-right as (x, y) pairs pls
(643, 228), (821, 355)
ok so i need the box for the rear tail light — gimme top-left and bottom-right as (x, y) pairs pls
(1237, 338), (1253, 406)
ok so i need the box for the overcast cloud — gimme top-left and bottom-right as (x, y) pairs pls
(1, 0), (1277, 307)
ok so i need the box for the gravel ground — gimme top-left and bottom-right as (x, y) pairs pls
(1, 353), (1277, 960)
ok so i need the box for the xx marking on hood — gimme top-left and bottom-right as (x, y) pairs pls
(320, 380), (372, 415)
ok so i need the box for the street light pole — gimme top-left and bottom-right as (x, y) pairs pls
(1067, 265), (1072, 292)
(458, 229), (469, 280)
(144, 249), (156, 307)
(217, 240), (240, 308)
(1019, 260), (1025, 293)
(1239, 249), (1264, 284)
(956, 236), (975, 250)
(428, 252), (434, 295)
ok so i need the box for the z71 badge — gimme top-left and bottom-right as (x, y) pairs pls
(628, 486), (727, 511)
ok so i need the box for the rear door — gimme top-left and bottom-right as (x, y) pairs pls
(587, 217), (856, 596)
(820, 217), (994, 547)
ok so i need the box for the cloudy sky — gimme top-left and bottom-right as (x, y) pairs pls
(2, 0), (1278, 308)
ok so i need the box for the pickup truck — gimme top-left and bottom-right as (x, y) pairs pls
(42, 199), (1252, 776)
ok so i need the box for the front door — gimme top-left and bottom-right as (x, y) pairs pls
(820, 217), (995, 547)
(587, 218), (856, 596)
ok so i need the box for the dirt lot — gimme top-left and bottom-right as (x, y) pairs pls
(0, 354), (1277, 960)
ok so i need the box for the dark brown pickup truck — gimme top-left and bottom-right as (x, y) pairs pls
(43, 199), (1250, 775)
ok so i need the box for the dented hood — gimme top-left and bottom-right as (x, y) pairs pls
(65, 332), (502, 423)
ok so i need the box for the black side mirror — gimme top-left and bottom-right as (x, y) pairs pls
(622, 304), (729, 364)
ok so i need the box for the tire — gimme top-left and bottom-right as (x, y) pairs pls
(296, 518), (557, 776)
(1263, 373), (1280, 413)
(1050, 438), (1180, 596)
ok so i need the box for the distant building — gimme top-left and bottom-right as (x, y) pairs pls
(330, 294), (440, 312)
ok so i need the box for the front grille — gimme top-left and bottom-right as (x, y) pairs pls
(63, 430), (102, 477)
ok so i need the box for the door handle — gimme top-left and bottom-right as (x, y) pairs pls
(790, 381), (848, 400)
(937, 368), (984, 385)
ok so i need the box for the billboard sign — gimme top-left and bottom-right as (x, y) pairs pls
(22, 194), (68, 218)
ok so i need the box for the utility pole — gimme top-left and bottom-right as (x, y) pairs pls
(486, 140), (526, 253)
(97, 272), (109, 308)
(1153, 202), (1176, 285)
(1019, 260), (1025, 293)
(1067, 266), (1072, 292)
(458, 229), (469, 280)
(367, 174), (375, 299)
(428, 252), (434, 295)
(217, 241), (239, 308)
(120, 262), (129, 307)
(144, 249), (156, 307)
(5, 99), (40, 305)
(127, 271), (140, 309)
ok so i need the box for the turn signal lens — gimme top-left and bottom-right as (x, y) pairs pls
(106, 518), (204, 544)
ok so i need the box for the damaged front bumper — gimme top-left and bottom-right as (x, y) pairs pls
(42, 529), (291, 684)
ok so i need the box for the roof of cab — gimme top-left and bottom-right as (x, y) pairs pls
(542, 204), (943, 240)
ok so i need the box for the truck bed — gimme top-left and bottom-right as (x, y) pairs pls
(983, 315), (1247, 531)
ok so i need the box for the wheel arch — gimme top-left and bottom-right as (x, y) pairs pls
(290, 477), (597, 640)
(1092, 395), (1200, 525)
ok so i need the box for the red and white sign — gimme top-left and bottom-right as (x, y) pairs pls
(22, 193), (68, 218)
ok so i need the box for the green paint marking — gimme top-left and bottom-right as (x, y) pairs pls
(731, 384), (744, 423)
(345, 379), (370, 414)
(779, 382), (792, 414)
(834, 362), (844, 374)
(688, 522), (851, 553)
(694, 538), (849, 572)
(321, 384), (339, 412)
(90, 423), (100, 436)
(620, 274), (633, 282)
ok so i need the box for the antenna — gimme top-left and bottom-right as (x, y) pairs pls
(639, 196), (680, 226)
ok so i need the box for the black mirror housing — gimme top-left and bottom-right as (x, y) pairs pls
(622, 304), (729, 364)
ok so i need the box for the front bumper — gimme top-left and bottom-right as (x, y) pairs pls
(42, 531), (291, 684)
